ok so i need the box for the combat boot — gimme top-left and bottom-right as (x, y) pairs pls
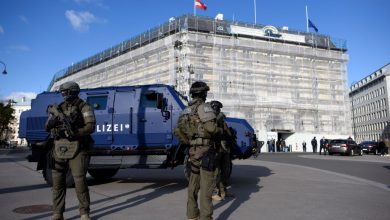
(220, 191), (226, 200)
(212, 194), (222, 201)
(80, 214), (91, 220)
(51, 213), (64, 220)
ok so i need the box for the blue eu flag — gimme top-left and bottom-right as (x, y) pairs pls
(308, 19), (318, 33)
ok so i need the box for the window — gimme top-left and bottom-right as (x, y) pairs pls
(141, 92), (160, 108)
(87, 96), (108, 110)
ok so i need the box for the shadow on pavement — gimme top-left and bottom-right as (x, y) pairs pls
(21, 179), (186, 220)
(86, 177), (118, 187)
(20, 164), (271, 220)
(0, 183), (49, 195)
(88, 182), (185, 219)
(214, 165), (272, 220)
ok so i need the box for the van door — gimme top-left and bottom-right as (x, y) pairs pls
(112, 90), (138, 147)
(83, 91), (114, 146)
(137, 89), (172, 146)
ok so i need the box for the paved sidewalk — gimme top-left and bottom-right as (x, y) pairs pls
(0, 147), (31, 157)
(1, 152), (389, 220)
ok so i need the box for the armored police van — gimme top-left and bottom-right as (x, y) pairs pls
(19, 84), (260, 186)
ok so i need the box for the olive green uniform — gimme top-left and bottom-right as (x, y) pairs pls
(175, 98), (222, 220)
(214, 112), (233, 199)
(46, 98), (96, 216)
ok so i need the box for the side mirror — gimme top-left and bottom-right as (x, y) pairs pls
(162, 111), (171, 120)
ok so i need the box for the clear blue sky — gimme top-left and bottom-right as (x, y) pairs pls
(1, 0), (389, 101)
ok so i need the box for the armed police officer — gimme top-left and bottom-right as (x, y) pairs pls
(210, 100), (234, 201)
(45, 81), (96, 220)
(174, 81), (224, 220)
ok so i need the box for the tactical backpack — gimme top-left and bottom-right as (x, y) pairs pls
(176, 102), (203, 142)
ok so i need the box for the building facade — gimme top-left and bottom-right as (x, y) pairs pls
(350, 63), (390, 143)
(48, 15), (352, 151)
(1, 97), (31, 147)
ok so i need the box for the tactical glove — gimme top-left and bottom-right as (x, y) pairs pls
(46, 116), (62, 129)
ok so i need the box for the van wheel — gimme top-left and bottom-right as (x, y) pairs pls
(349, 149), (354, 156)
(43, 151), (75, 187)
(359, 149), (363, 156)
(88, 168), (119, 181)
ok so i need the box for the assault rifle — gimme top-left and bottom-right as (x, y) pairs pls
(47, 104), (75, 139)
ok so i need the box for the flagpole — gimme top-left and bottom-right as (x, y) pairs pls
(194, 0), (196, 16)
(306, 5), (309, 32)
(254, 0), (257, 25)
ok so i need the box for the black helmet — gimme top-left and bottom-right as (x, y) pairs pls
(59, 81), (80, 101)
(210, 100), (223, 113)
(190, 81), (209, 95)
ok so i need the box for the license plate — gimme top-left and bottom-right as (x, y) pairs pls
(333, 145), (339, 148)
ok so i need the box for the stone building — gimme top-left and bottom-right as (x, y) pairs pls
(350, 63), (390, 143)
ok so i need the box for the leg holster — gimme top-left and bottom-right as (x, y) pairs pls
(201, 147), (217, 172)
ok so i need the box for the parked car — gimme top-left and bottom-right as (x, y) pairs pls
(359, 141), (379, 154)
(328, 139), (363, 156)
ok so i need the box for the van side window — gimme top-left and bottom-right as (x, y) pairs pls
(141, 92), (158, 108)
(87, 96), (108, 110)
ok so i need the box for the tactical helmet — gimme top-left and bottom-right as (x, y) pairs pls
(189, 81), (209, 95)
(59, 81), (80, 101)
(210, 100), (223, 113)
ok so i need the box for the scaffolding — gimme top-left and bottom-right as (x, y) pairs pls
(50, 14), (352, 147)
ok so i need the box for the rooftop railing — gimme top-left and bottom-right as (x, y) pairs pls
(48, 14), (347, 91)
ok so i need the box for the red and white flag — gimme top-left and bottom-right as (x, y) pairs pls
(195, 0), (207, 11)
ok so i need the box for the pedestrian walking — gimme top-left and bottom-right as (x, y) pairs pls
(267, 140), (272, 152)
(280, 138), (286, 152)
(378, 139), (387, 156)
(319, 137), (326, 155)
(311, 137), (317, 153)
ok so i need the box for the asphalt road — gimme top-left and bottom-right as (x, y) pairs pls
(1, 149), (389, 220)
(257, 152), (390, 187)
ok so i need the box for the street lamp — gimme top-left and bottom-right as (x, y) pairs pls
(0, 61), (7, 75)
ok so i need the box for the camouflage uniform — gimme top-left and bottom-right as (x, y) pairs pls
(212, 106), (233, 200)
(175, 81), (222, 220)
(45, 81), (96, 220)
